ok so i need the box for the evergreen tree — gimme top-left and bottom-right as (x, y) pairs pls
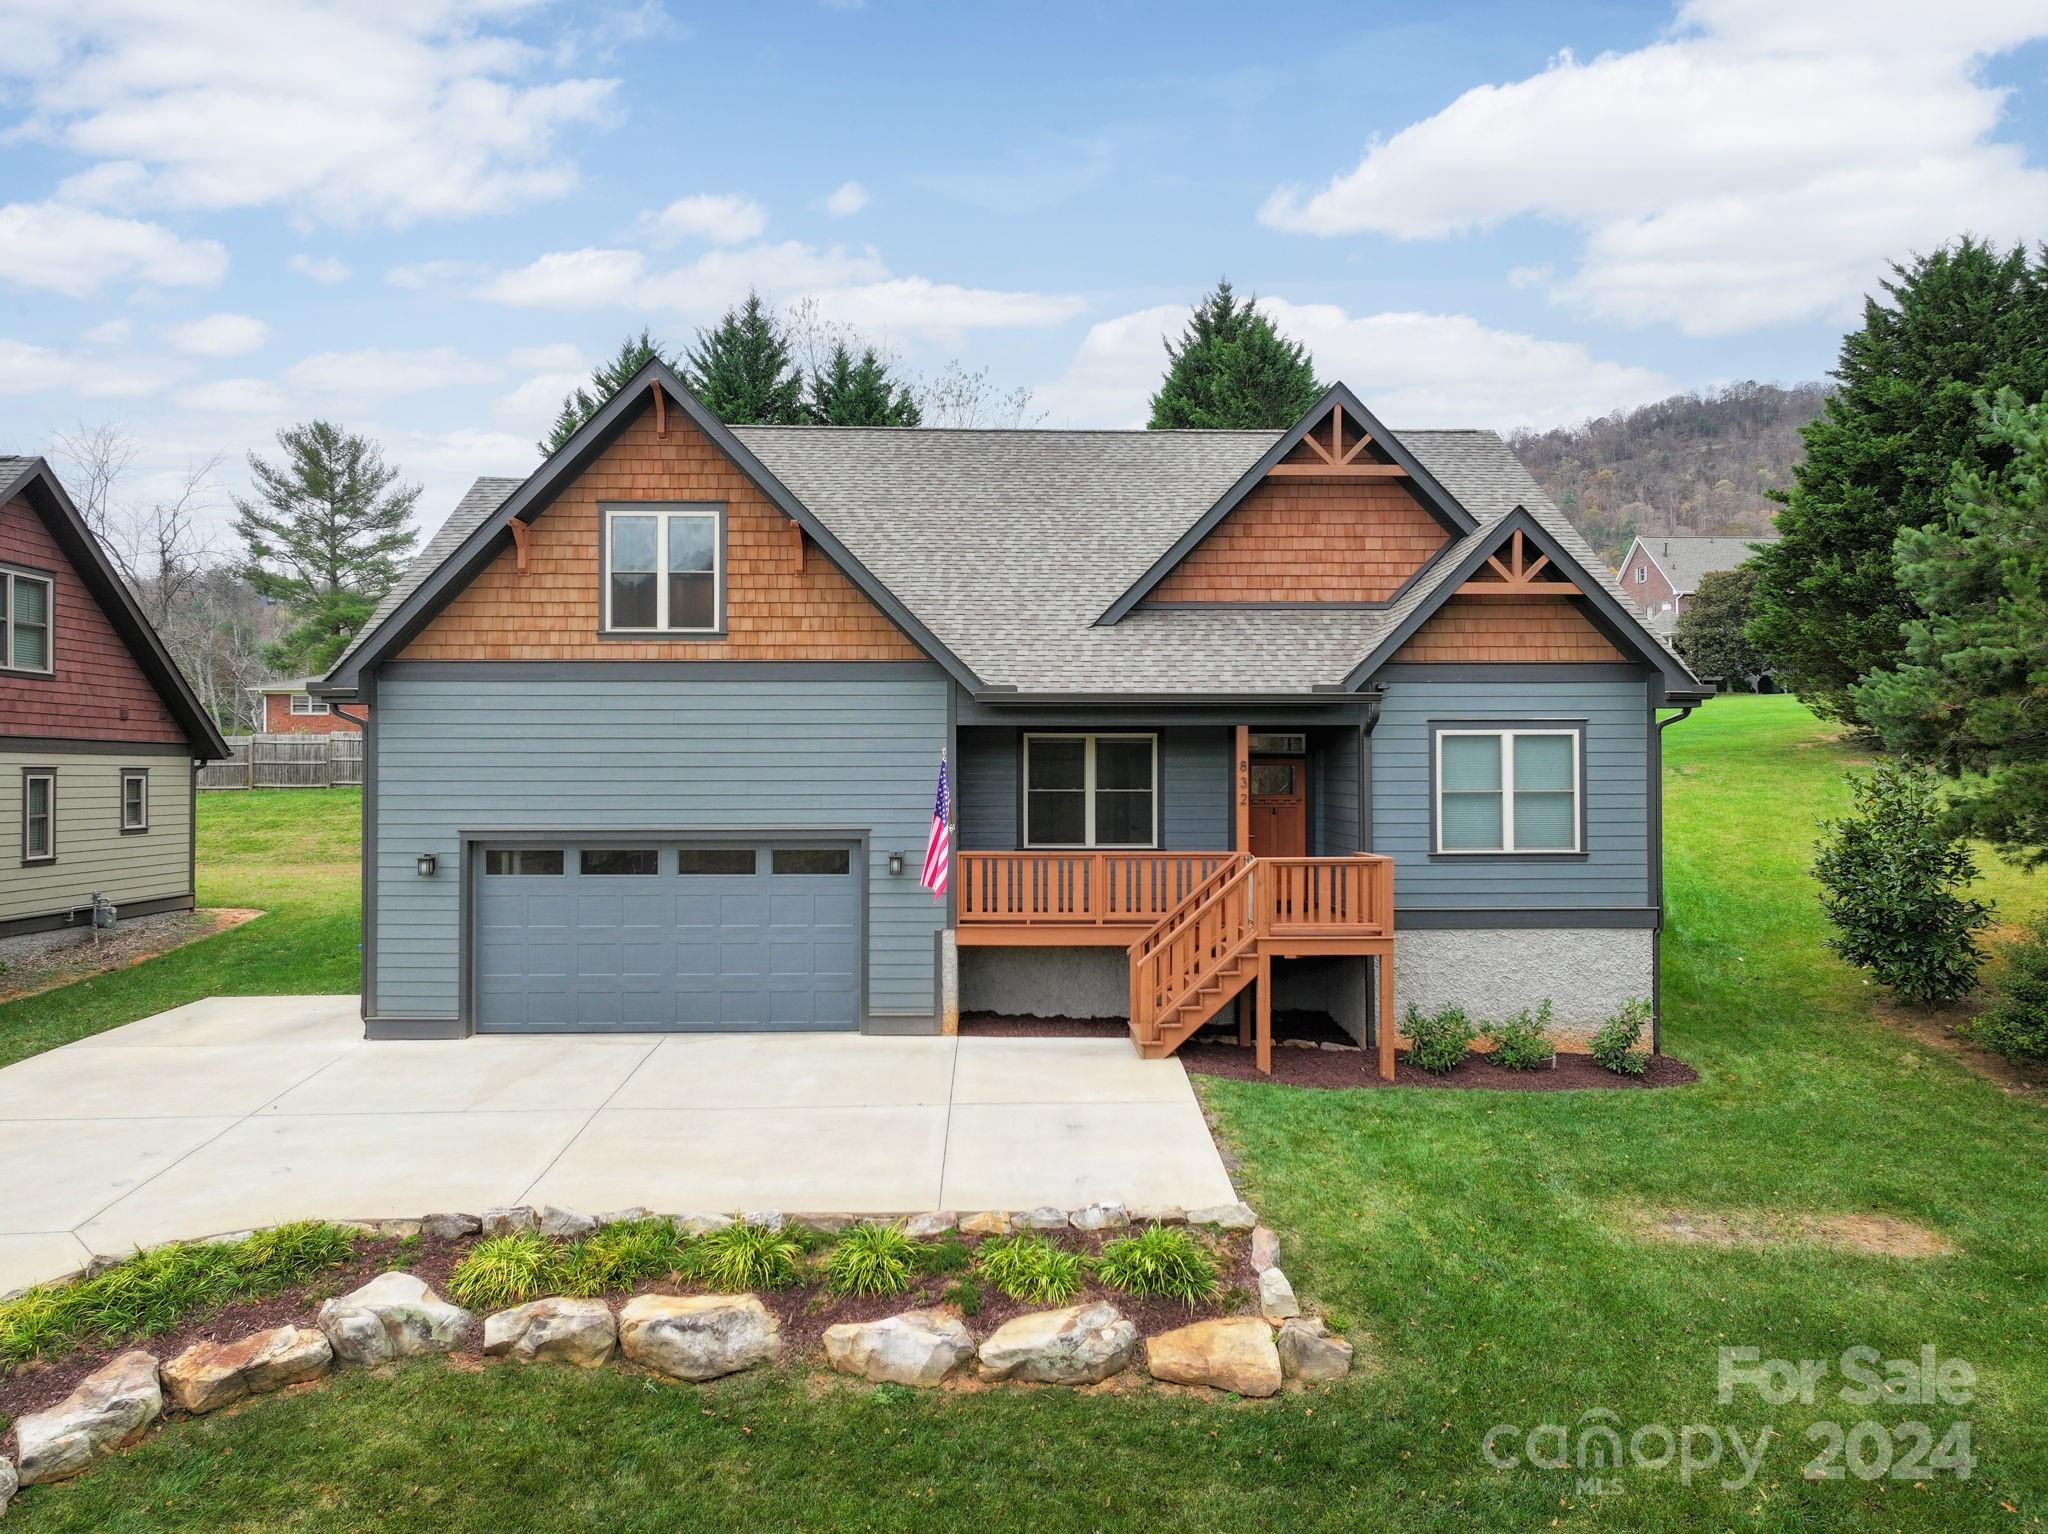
(808, 342), (922, 426)
(1854, 389), (2048, 866)
(540, 328), (680, 455)
(1148, 278), (1322, 429)
(1673, 564), (1771, 691)
(1747, 239), (2048, 722)
(684, 290), (807, 425)
(231, 421), (419, 674)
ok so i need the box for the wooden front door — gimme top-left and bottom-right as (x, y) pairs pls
(1248, 758), (1307, 857)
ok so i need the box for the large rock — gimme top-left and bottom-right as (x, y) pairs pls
(161, 1326), (332, 1414)
(15, 1351), (162, 1485)
(904, 1211), (957, 1238)
(316, 1272), (472, 1365)
(618, 1294), (780, 1381)
(1129, 1205), (1187, 1225)
(977, 1303), (1136, 1385)
(1249, 1225), (1281, 1271)
(1068, 1202), (1128, 1232)
(1145, 1317), (1283, 1398)
(1276, 1317), (1354, 1381)
(1258, 1266), (1301, 1322)
(960, 1211), (1011, 1237)
(422, 1212), (480, 1241)
(1187, 1202), (1258, 1231)
(1018, 1206), (1069, 1232)
(675, 1212), (733, 1236)
(538, 1206), (596, 1239)
(739, 1209), (785, 1233)
(483, 1297), (616, 1368)
(822, 1310), (975, 1387)
(1, 1452), (16, 1515)
(480, 1207), (537, 1237)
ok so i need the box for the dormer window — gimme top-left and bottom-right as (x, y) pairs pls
(603, 504), (722, 634)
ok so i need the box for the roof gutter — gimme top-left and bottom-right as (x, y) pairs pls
(971, 688), (1374, 708)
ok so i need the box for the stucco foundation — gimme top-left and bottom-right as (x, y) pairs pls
(1394, 926), (1654, 1043)
(959, 946), (1129, 1019)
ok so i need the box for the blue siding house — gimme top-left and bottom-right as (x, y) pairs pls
(320, 368), (1706, 1077)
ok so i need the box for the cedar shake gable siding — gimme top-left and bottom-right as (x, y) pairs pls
(399, 408), (926, 663)
(0, 492), (186, 744)
(1391, 595), (1627, 664)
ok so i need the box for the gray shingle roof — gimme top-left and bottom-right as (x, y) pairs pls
(1635, 535), (1779, 595)
(329, 476), (525, 673)
(331, 424), (1685, 694)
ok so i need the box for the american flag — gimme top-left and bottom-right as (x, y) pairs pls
(920, 754), (952, 899)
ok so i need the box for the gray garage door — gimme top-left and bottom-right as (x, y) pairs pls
(473, 841), (862, 1032)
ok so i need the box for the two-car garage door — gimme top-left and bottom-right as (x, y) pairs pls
(473, 840), (862, 1032)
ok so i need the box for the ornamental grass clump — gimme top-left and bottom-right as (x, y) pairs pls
(447, 1232), (559, 1311)
(976, 1233), (1083, 1305)
(686, 1221), (804, 1291)
(1488, 1001), (1557, 1071)
(556, 1218), (687, 1297)
(1405, 1004), (1477, 1074)
(822, 1223), (918, 1298)
(1093, 1226), (1218, 1307)
(1590, 997), (1653, 1077)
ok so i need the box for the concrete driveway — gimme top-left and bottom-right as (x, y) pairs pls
(0, 996), (1237, 1297)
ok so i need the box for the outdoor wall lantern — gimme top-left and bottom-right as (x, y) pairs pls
(888, 851), (905, 876)
(416, 853), (438, 877)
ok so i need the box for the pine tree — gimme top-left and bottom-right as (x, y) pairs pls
(808, 342), (922, 426)
(1854, 388), (2048, 866)
(1148, 278), (1323, 430)
(1747, 239), (2048, 722)
(540, 328), (680, 455)
(231, 421), (419, 674)
(684, 291), (807, 425)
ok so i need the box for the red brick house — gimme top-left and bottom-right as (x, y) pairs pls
(250, 680), (367, 734)
(1617, 535), (1778, 638)
(1, 457), (229, 935)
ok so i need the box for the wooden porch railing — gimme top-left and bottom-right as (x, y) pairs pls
(1127, 857), (1261, 1049)
(1259, 855), (1395, 938)
(956, 851), (1238, 928)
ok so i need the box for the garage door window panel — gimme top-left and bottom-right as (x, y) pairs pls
(772, 848), (851, 876)
(580, 848), (658, 876)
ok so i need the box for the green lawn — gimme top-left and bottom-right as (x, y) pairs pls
(8, 698), (2047, 1532)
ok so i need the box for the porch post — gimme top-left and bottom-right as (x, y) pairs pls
(1234, 725), (1250, 852)
(1255, 950), (1273, 1074)
(1377, 948), (1396, 1080)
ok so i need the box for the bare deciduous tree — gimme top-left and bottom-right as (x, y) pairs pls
(914, 360), (1043, 428)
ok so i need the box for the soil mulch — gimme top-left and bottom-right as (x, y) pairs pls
(0, 908), (263, 1005)
(1871, 993), (2046, 1101)
(1636, 1208), (1955, 1258)
(1, 1224), (1260, 1442)
(961, 1012), (1698, 1092)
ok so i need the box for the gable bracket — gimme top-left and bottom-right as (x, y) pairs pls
(1456, 529), (1570, 597)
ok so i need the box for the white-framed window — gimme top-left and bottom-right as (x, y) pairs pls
(120, 769), (148, 832)
(1023, 733), (1158, 848)
(1, 565), (54, 673)
(21, 769), (54, 864)
(1434, 727), (1581, 854)
(288, 693), (329, 716)
(1634, 564), (1646, 583)
(603, 504), (721, 633)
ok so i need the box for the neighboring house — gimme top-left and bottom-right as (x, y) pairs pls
(320, 369), (1707, 1075)
(250, 679), (367, 734)
(1618, 535), (1779, 638)
(0, 458), (230, 937)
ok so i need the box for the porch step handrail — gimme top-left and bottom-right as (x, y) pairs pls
(1127, 857), (1263, 1048)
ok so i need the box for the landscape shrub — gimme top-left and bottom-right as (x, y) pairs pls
(1590, 997), (1652, 1077)
(1813, 763), (1992, 1007)
(447, 1232), (558, 1311)
(1968, 920), (2048, 1062)
(976, 1234), (1083, 1305)
(1405, 1004), (1477, 1073)
(941, 1279), (982, 1316)
(555, 1219), (686, 1297)
(686, 1221), (804, 1291)
(822, 1223), (917, 1298)
(1488, 1001), (1557, 1071)
(912, 1237), (973, 1276)
(1093, 1227), (1218, 1306)
(0, 1222), (358, 1364)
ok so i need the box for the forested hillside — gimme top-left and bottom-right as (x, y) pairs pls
(1511, 381), (1825, 562)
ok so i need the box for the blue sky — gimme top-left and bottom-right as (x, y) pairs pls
(2, 0), (2045, 534)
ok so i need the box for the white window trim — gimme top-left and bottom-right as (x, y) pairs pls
(1022, 732), (1160, 849)
(1, 565), (55, 675)
(287, 693), (329, 716)
(120, 769), (149, 832)
(1433, 727), (1582, 855)
(22, 769), (54, 864)
(601, 504), (723, 634)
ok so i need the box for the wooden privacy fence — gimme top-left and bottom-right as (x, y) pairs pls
(198, 733), (364, 790)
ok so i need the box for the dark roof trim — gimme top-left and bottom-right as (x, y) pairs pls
(319, 361), (983, 693)
(1338, 506), (1698, 693)
(1095, 382), (1480, 626)
(0, 458), (230, 758)
(970, 688), (1374, 708)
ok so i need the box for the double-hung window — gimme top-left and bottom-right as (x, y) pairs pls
(21, 769), (54, 864)
(1, 565), (53, 674)
(603, 505), (720, 633)
(1023, 734), (1158, 848)
(1435, 727), (1581, 854)
(120, 770), (148, 833)
(288, 693), (328, 716)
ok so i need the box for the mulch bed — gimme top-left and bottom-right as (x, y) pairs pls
(0, 1224), (1259, 1442)
(961, 1012), (1698, 1092)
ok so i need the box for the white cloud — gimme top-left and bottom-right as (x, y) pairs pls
(802, 277), (1085, 338)
(1035, 300), (1670, 430)
(384, 258), (488, 291)
(0, 337), (170, 398)
(183, 376), (291, 415)
(1258, 0), (2048, 334)
(283, 347), (501, 403)
(642, 193), (768, 245)
(494, 344), (589, 433)
(81, 318), (132, 346)
(1, 2), (617, 227)
(0, 201), (225, 297)
(164, 312), (269, 358)
(476, 247), (649, 308)
(824, 180), (868, 216)
(286, 253), (351, 284)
